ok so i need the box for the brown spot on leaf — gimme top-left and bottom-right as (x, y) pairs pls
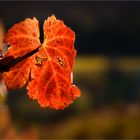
(57, 56), (64, 67)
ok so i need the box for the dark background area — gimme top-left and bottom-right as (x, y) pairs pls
(0, 1), (140, 56)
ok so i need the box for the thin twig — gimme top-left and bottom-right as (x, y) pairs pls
(0, 47), (40, 73)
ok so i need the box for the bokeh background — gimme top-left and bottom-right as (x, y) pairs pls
(0, 1), (140, 139)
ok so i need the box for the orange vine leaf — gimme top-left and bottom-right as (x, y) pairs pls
(3, 15), (80, 109)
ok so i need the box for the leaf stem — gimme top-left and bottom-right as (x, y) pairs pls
(0, 46), (40, 73)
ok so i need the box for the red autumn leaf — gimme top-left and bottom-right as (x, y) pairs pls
(3, 15), (80, 109)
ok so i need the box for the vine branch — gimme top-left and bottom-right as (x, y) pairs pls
(0, 47), (40, 73)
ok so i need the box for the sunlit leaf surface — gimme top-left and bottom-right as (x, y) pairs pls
(3, 15), (80, 109)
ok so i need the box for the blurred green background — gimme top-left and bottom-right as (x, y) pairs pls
(0, 1), (140, 139)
